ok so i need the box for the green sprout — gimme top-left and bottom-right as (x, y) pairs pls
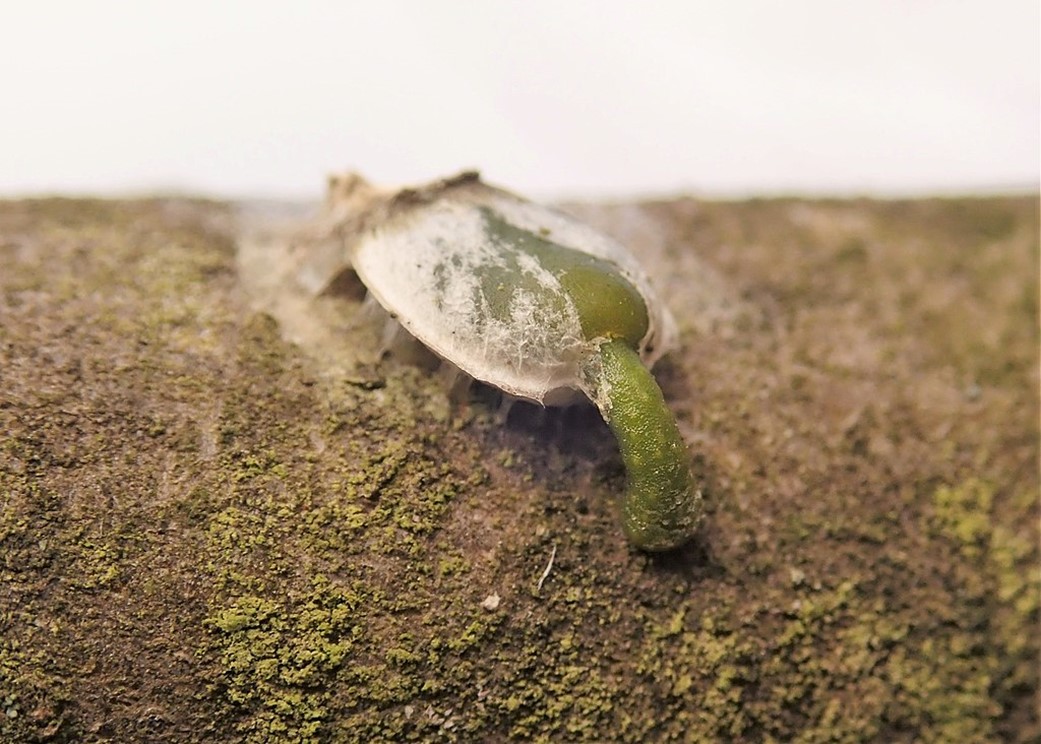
(480, 209), (703, 551)
(335, 173), (704, 551)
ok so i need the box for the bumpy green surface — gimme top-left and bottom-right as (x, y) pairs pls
(590, 340), (703, 550)
(0, 195), (1037, 742)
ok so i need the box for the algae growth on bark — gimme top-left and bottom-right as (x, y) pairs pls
(1, 193), (1037, 742)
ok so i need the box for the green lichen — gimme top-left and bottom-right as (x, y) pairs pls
(204, 577), (360, 742)
(0, 195), (1037, 742)
(928, 478), (1041, 733)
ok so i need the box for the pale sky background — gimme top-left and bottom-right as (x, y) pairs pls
(1, 1), (1037, 200)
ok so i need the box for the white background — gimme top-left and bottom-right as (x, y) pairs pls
(1, 1), (1037, 200)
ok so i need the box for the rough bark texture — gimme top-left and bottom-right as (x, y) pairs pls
(1, 193), (1038, 742)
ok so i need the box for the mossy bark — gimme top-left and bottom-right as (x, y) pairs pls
(1, 193), (1037, 742)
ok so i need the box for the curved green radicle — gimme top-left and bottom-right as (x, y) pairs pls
(584, 339), (704, 551)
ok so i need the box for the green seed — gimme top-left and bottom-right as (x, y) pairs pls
(322, 172), (703, 550)
(479, 207), (650, 347)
